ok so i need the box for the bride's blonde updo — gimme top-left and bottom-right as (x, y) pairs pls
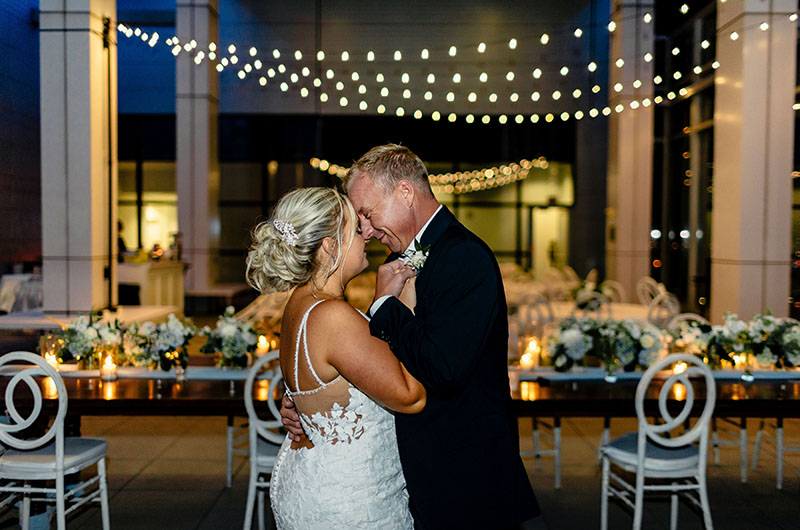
(246, 187), (356, 293)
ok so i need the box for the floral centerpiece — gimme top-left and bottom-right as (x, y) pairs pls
(121, 321), (158, 367)
(151, 314), (196, 371)
(199, 306), (258, 368)
(706, 313), (754, 373)
(667, 319), (713, 360)
(614, 319), (667, 372)
(55, 314), (122, 369)
(545, 317), (666, 379)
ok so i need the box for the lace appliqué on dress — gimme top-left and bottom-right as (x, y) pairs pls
(298, 387), (365, 445)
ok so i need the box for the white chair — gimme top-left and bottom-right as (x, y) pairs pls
(635, 276), (661, 306)
(600, 353), (715, 530)
(647, 292), (680, 328)
(0, 351), (110, 530)
(226, 416), (250, 488)
(243, 351), (285, 530)
(573, 290), (612, 319)
(667, 313), (710, 333)
(518, 294), (554, 337)
(600, 280), (626, 303)
(520, 417), (561, 490)
(665, 313), (747, 481)
(751, 418), (800, 489)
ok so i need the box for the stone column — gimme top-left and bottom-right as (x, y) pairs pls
(176, 0), (220, 293)
(40, 0), (118, 313)
(605, 1), (655, 303)
(710, 0), (795, 321)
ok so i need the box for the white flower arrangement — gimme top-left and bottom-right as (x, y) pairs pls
(56, 314), (121, 363)
(200, 306), (258, 368)
(121, 321), (158, 367)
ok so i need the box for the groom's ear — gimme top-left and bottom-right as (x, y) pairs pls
(397, 180), (415, 208)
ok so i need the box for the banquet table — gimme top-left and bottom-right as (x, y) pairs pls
(3, 365), (800, 422)
(0, 365), (277, 417)
(548, 301), (650, 321)
(508, 367), (800, 419)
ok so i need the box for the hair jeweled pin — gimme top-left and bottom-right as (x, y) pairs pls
(273, 219), (298, 247)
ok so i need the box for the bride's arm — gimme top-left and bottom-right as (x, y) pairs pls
(311, 301), (426, 414)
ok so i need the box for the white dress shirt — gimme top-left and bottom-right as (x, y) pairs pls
(368, 205), (443, 316)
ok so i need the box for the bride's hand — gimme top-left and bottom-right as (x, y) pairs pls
(374, 260), (416, 302)
(398, 277), (417, 313)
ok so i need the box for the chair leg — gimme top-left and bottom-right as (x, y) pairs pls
(739, 418), (747, 483)
(56, 470), (66, 530)
(633, 470), (645, 530)
(751, 419), (765, 470)
(554, 417), (561, 490)
(776, 418), (784, 490)
(227, 416), (235, 488)
(711, 418), (720, 464)
(597, 417), (610, 463)
(20, 485), (30, 530)
(669, 493), (678, 530)
(99, 457), (111, 530)
(257, 489), (265, 530)
(243, 475), (257, 530)
(698, 476), (714, 530)
(532, 418), (542, 470)
(599, 457), (609, 530)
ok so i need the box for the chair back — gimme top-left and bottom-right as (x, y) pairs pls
(573, 290), (612, 319)
(635, 353), (716, 449)
(647, 292), (680, 328)
(600, 280), (626, 303)
(244, 350), (285, 445)
(519, 294), (554, 334)
(635, 276), (660, 305)
(667, 313), (710, 334)
(0, 351), (67, 451)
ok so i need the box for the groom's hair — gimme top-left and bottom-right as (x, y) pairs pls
(344, 144), (434, 198)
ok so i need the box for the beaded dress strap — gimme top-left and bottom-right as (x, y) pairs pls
(293, 299), (327, 392)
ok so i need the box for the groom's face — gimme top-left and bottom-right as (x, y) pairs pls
(347, 174), (414, 254)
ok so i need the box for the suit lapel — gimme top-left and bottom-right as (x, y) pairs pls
(419, 206), (454, 250)
(415, 206), (455, 301)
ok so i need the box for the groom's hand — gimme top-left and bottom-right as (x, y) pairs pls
(280, 395), (306, 441)
(374, 260), (416, 303)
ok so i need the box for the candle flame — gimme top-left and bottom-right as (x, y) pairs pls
(258, 335), (268, 349)
(673, 361), (687, 374)
(45, 352), (58, 369)
(104, 355), (115, 368)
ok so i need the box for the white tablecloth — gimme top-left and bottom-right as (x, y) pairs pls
(549, 301), (650, 321)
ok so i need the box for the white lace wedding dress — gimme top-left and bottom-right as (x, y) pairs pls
(270, 300), (413, 529)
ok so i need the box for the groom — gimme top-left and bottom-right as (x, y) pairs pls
(285, 144), (539, 528)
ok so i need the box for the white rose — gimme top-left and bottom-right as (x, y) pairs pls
(640, 334), (655, 349)
(219, 323), (237, 338)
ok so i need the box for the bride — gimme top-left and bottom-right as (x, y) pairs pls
(246, 187), (425, 529)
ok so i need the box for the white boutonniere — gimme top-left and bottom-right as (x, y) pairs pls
(402, 239), (430, 272)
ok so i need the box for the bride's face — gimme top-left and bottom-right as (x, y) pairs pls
(339, 213), (369, 283)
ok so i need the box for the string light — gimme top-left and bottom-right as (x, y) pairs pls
(119, 16), (757, 127)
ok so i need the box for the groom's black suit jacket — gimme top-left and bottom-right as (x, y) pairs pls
(370, 207), (539, 529)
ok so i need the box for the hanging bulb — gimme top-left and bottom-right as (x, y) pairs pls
(508, 38), (517, 49)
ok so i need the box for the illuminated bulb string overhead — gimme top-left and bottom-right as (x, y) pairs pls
(310, 157), (549, 195)
(116, 9), (800, 124)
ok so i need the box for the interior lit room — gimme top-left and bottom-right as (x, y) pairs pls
(1, 1), (799, 529)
